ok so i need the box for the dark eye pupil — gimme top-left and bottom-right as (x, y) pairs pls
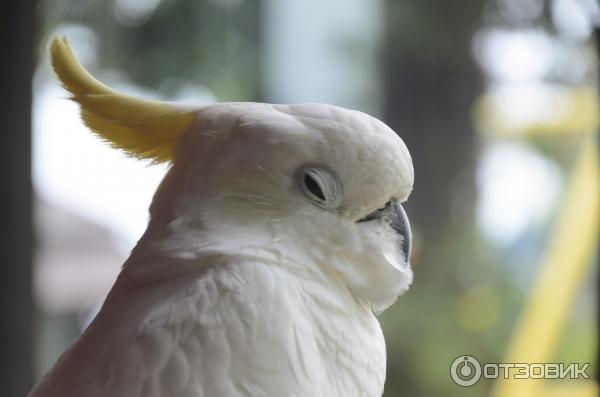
(304, 173), (325, 201)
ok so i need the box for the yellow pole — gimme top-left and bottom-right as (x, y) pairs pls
(491, 134), (600, 397)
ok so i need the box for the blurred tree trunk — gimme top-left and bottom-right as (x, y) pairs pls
(381, 1), (485, 395)
(383, 1), (484, 245)
(0, 1), (35, 395)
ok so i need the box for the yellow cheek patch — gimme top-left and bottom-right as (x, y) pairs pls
(49, 35), (195, 163)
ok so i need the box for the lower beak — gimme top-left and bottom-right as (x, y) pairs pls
(357, 199), (412, 262)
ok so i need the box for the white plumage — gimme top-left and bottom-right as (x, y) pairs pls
(29, 38), (414, 397)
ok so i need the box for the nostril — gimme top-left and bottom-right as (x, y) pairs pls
(356, 200), (392, 223)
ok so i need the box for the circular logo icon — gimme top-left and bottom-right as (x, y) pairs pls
(450, 355), (482, 387)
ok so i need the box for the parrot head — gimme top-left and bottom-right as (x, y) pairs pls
(50, 36), (414, 312)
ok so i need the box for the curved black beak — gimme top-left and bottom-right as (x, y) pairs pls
(357, 199), (412, 262)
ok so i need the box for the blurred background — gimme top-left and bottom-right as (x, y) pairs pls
(1, 0), (599, 396)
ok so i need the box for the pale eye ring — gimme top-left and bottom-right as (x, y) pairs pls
(298, 165), (343, 210)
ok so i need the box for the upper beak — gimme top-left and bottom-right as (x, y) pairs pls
(357, 199), (412, 262)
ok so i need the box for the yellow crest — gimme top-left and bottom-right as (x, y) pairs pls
(49, 36), (195, 163)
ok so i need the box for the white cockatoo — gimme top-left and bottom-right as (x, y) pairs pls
(29, 36), (414, 397)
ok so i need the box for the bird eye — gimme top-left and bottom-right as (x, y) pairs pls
(299, 166), (342, 210)
(304, 173), (325, 200)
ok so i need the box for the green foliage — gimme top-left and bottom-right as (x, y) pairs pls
(40, 0), (261, 101)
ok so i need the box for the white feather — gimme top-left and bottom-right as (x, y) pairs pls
(30, 102), (413, 397)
